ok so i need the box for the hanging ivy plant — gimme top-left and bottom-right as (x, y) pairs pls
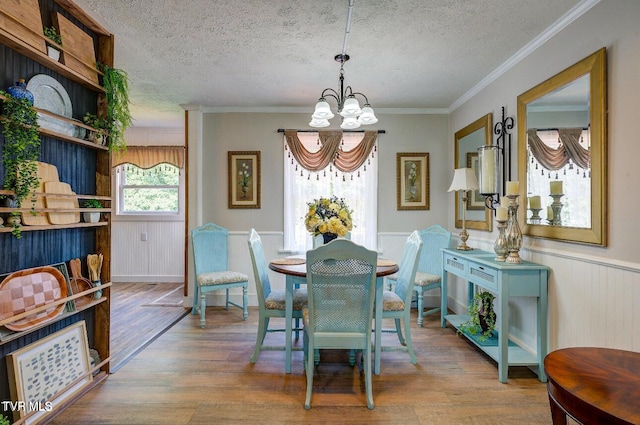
(100, 64), (132, 157)
(1, 90), (41, 238)
(1, 91), (41, 202)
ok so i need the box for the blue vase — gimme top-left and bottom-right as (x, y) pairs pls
(322, 233), (338, 244)
(6, 78), (34, 105)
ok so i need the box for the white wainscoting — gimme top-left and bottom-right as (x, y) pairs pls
(194, 230), (640, 354)
(112, 219), (185, 282)
(450, 234), (640, 354)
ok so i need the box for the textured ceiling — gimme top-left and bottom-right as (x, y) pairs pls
(73, 0), (585, 127)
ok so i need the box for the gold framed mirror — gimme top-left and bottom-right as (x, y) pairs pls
(454, 113), (493, 232)
(517, 48), (607, 245)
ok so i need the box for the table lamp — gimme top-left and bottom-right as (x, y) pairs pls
(448, 168), (479, 250)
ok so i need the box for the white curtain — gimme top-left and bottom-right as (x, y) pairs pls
(283, 132), (378, 253)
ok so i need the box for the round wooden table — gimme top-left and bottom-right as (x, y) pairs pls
(544, 347), (640, 425)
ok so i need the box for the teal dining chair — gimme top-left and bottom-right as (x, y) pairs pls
(378, 230), (423, 364)
(191, 223), (249, 328)
(302, 239), (378, 410)
(386, 224), (451, 327)
(247, 229), (308, 364)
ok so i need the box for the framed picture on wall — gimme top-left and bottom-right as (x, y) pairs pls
(6, 321), (93, 424)
(396, 152), (430, 210)
(466, 152), (485, 210)
(228, 151), (261, 209)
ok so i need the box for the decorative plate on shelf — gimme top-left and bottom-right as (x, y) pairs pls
(26, 74), (72, 117)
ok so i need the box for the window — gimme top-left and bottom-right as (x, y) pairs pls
(526, 129), (590, 226)
(283, 132), (378, 253)
(115, 164), (183, 216)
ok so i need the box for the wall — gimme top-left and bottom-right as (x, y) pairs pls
(111, 127), (185, 283)
(449, 0), (640, 353)
(187, 111), (450, 306)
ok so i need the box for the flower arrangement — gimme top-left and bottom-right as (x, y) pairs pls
(238, 163), (251, 188)
(305, 196), (353, 237)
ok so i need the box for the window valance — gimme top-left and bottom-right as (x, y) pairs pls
(112, 146), (185, 169)
(527, 128), (589, 171)
(284, 130), (377, 173)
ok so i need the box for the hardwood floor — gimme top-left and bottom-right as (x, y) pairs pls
(109, 282), (189, 372)
(51, 308), (553, 424)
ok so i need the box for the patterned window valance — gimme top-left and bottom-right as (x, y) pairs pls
(284, 129), (377, 173)
(112, 146), (185, 169)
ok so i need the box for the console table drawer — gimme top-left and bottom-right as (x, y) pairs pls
(443, 253), (468, 276)
(469, 263), (498, 291)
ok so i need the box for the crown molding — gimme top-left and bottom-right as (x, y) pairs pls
(449, 0), (601, 112)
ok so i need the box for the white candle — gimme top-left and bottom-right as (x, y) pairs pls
(501, 197), (510, 208)
(547, 206), (554, 219)
(496, 206), (508, 221)
(480, 151), (495, 194)
(506, 181), (519, 196)
(550, 181), (563, 195)
(529, 196), (541, 209)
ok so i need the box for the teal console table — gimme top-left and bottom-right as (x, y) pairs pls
(440, 248), (549, 383)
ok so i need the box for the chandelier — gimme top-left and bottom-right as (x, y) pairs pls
(309, 53), (378, 129)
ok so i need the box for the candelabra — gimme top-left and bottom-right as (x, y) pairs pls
(529, 208), (542, 222)
(505, 194), (523, 264)
(494, 218), (508, 261)
(550, 194), (564, 226)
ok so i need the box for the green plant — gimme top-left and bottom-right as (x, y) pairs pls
(0, 413), (11, 425)
(459, 291), (496, 342)
(1, 90), (41, 237)
(82, 112), (108, 129)
(44, 25), (62, 46)
(100, 64), (132, 156)
(82, 199), (103, 208)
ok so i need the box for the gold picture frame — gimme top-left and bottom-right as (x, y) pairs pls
(228, 151), (261, 209)
(466, 152), (484, 210)
(396, 152), (430, 210)
(6, 321), (93, 424)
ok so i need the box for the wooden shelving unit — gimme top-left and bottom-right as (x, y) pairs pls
(0, 1), (115, 422)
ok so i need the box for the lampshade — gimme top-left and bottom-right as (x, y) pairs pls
(448, 168), (479, 192)
(357, 105), (378, 124)
(309, 118), (330, 128)
(340, 116), (361, 129)
(340, 96), (362, 118)
(312, 99), (335, 120)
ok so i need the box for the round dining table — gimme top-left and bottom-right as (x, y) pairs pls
(269, 257), (399, 374)
(544, 347), (640, 425)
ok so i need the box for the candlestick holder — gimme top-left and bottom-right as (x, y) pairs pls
(550, 194), (564, 226)
(494, 219), (508, 261)
(529, 208), (542, 222)
(505, 194), (523, 264)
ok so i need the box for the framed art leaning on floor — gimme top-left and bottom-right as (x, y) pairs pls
(6, 321), (93, 424)
(228, 151), (261, 209)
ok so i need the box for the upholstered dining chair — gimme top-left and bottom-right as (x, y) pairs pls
(247, 229), (308, 364)
(378, 230), (423, 364)
(386, 224), (451, 327)
(302, 239), (378, 410)
(191, 223), (249, 328)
